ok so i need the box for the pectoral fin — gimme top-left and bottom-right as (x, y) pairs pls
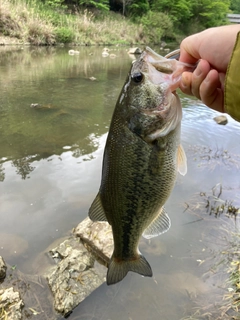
(88, 193), (108, 222)
(142, 207), (171, 239)
(177, 144), (187, 176)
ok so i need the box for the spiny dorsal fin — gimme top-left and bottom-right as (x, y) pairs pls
(142, 207), (171, 239)
(88, 193), (108, 222)
(177, 144), (187, 176)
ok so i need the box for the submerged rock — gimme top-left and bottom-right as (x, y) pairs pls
(0, 287), (24, 320)
(74, 217), (113, 265)
(46, 237), (105, 317)
(30, 103), (54, 109)
(68, 50), (80, 55)
(102, 47), (110, 57)
(0, 256), (7, 279)
(0, 219), (114, 318)
(213, 115), (228, 125)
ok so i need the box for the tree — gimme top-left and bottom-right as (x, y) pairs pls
(79, 0), (110, 11)
(150, 0), (193, 26)
(230, 0), (240, 12)
(191, 0), (230, 28)
(126, 0), (150, 17)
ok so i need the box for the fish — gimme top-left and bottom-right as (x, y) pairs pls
(88, 47), (196, 285)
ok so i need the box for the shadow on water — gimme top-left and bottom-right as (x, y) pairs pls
(0, 46), (239, 319)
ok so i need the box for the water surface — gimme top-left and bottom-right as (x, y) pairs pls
(0, 46), (239, 319)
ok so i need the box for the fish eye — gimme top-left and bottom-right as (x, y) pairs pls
(131, 72), (144, 83)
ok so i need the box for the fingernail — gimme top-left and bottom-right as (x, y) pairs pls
(195, 64), (202, 77)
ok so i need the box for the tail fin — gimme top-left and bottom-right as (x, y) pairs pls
(106, 254), (152, 285)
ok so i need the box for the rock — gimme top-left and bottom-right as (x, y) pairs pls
(30, 103), (53, 109)
(163, 48), (170, 53)
(128, 47), (142, 54)
(68, 50), (80, 55)
(74, 217), (113, 265)
(102, 48), (109, 57)
(213, 115), (228, 125)
(0, 256), (7, 279)
(30, 103), (41, 108)
(0, 287), (24, 320)
(46, 237), (105, 317)
(160, 41), (167, 48)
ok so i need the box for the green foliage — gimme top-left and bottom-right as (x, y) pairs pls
(54, 26), (74, 42)
(128, 0), (150, 17)
(79, 0), (109, 11)
(191, 0), (230, 28)
(44, 0), (67, 9)
(0, 0), (234, 46)
(140, 11), (174, 43)
(150, 0), (230, 32)
(151, 0), (193, 25)
(230, 0), (240, 12)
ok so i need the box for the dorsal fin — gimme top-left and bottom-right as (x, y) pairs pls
(142, 206), (171, 239)
(88, 193), (108, 222)
(177, 144), (187, 176)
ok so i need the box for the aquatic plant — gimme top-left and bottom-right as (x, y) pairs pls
(182, 184), (240, 319)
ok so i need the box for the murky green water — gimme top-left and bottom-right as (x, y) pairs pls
(0, 46), (239, 320)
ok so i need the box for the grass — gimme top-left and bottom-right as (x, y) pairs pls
(222, 232), (240, 316)
(0, 0), (55, 44)
(0, 0), (148, 45)
(180, 230), (240, 320)
(182, 184), (240, 319)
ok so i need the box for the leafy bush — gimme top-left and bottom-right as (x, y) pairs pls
(140, 11), (174, 43)
(54, 26), (74, 43)
(44, 0), (67, 9)
(128, 0), (150, 17)
(79, 0), (109, 11)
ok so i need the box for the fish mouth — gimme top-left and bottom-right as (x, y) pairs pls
(142, 47), (196, 93)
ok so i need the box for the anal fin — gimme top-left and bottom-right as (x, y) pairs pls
(142, 206), (171, 239)
(88, 193), (108, 222)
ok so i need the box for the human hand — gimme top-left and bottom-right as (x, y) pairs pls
(179, 25), (240, 112)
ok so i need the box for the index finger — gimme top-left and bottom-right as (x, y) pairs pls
(179, 35), (201, 64)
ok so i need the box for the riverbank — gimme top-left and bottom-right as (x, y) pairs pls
(0, 0), (178, 46)
(0, 0), (231, 46)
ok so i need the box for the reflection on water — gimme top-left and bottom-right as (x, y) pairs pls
(0, 46), (129, 176)
(0, 47), (239, 319)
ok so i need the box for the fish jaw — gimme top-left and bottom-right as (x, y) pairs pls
(143, 46), (196, 91)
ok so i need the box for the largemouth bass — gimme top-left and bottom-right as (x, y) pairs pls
(89, 47), (195, 285)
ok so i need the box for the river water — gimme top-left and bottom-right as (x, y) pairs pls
(0, 46), (239, 319)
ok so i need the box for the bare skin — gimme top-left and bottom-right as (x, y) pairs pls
(179, 25), (240, 112)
